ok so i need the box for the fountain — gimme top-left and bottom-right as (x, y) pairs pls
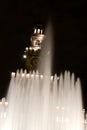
(0, 24), (86, 130)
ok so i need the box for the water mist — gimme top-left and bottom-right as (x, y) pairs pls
(0, 24), (85, 130)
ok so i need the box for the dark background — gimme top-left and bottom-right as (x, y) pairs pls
(0, 0), (87, 109)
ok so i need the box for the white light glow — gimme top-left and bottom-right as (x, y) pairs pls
(11, 72), (15, 77)
(25, 47), (28, 51)
(51, 76), (53, 80)
(22, 73), (24, 77)
(31, 74), (34, 78)
(26, 74), (29, 78)
(38, 29), (40, 33)
(40, 75), (43, 79)
(34, 28), (37, 34)
(29, 47), (33, 50)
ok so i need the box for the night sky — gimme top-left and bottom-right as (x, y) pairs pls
(0, 0), (87, 109)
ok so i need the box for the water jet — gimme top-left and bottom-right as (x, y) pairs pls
(0, 24), (87, 130)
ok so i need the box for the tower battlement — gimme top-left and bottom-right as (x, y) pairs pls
(30, 27), (45, 50)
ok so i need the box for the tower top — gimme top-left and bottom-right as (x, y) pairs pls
(30, 27), (45, 51)
(23, 26), (45, 60)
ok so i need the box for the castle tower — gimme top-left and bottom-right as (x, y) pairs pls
(23, 26), (45, 70)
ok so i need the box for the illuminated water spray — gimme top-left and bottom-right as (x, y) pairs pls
(0, 24), (87, 130)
